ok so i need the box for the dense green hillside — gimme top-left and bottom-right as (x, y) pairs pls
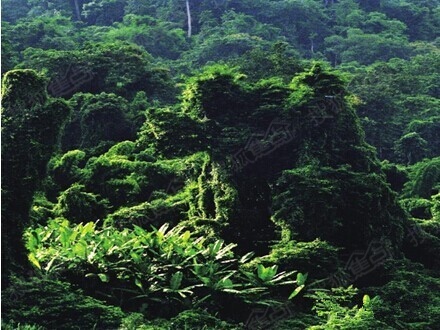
(2, 1), (439, 329)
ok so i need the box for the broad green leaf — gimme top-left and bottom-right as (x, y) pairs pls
(158, 223), (169, 235)
(73, 241), (87, 257)
(26, 231), (39, 252)
(42, 229), (53, 242)
(170, 271), (183, 290)
(135, 278), (143, 290)
(98, 273), (109, 283)
(211, 240), (223, 255)
(69, 230), (79, 243)
(181, 230), (191, 242)
(257, 264), (278, 282)
(130, 252), (141, 263)
(81, 222), (95, 237)
(28, 253), (41, 269)
(216, 243), (236, 259)
(296, 272), (308, 286)
(363, 294), (371, 306)
(44, 256), (57, 272)
(239, 252), (255, 264)
(288, 284), (305, 299)
(218, 278), (233, 289)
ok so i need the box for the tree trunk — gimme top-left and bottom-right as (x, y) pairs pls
(186, 0), (192, 38)
(73, 0), (81, 21)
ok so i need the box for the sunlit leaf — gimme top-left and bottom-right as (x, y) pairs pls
(288, 284), (305, 300)
(98, 273), (109, 283)
(28, 253), (41, 269)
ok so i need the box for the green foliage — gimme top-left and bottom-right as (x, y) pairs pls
(29, 192), (56, 225)
(1, 0), (30, 23)
(1, 276), (125, 330)
(1, 321), (44, 330)
(82, 0), (126, 25)
(288, 62), (346, 106)
(167, 309), (240, 330)
(432, 193), (440, 221)
(54, 183), (108, 223)
(62, 92), (135, 150)
(273, 286), (389, 329)
(101, 14), (189, 59)
(119, 309), (240, 330)
(25, 220), (305, 315)
(119, 313), (175, 330)
(182, 64), (249, 123)
(137, 107), (208, 157)
(1, 69), (70, 278)
(400, 198), (433, 220)
(368, 259), (440, 329)
(325, 24), (411, 65)
(250, 239), (340, 280)
(3, 16), (78, 52)
(394, 132), (429, 165)
(404, 157), (440, 199)
(20, 41), (175, 100)
(1, 69), (47, 107)
(380, 0), (440, 41)
(345, 53), (439, 161)
(406, 116), (440, 159)
(307, 287), (389, 329)
(272, 165), (404, 250)
(381, 161), (408, 192)
(232, 41), (302, 81)
(49, 150), (87, 190)
(2, 1), (439, 327)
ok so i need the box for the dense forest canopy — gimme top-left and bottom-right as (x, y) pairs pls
(1, 0), (439, 329)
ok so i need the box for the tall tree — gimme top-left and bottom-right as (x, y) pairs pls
(72, 0), (82, 21)
(186, 0), (192, 37)
(1, 70), (70, 284)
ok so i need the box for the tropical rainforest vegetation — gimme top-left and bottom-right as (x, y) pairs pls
(1, 0), (439, 329)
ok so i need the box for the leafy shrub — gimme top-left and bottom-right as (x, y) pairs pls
(400, 198), (433, 219)
(104, 197), (187, 230)
(273, 287), (389, 329)
(169, 309), (240, 329)
(1, 321), (44, 330)
(380, 161), (408, 192)
(404, 157), (440, 199)
(120, 309), (240, 329)
(307, 287), (389, 329)
(367, 260), (440, 329)
(1, 276), (125, 330)
(245, 239), (340, 280)
(25, 220), (305, 318)
(272, 165), (405, 250)
(49, 150), (87, 190)
(54, 183), (109, 223)
(120, 313), (168, 330)
(394, 132), (429, 165)
(29, 192), (56, 225)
